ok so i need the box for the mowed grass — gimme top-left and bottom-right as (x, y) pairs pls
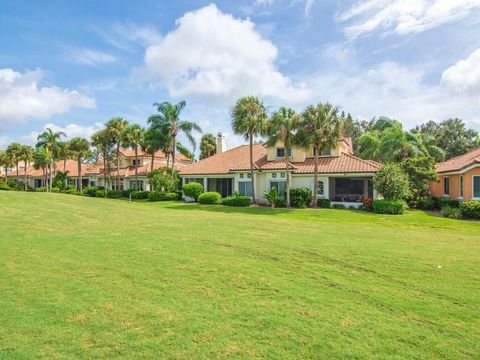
(0, 192), (478, 359)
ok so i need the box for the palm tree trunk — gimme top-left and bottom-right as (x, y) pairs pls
(171, 136), (176, 171)
(16, 161), (19, 178)
(77, 156), (82, 192)
(134, 147), (139, 190)
(312, 148), (319, 208)
(24, 161), (27, 190)
(286, 151), (291, 208)
(42, 168), (45, 190)
(116, 144), (120, 190)
(150, 152), (155, 189)
(63, 158), (66, 172)
(249, 132), (255, 204)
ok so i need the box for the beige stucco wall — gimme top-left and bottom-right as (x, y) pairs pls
(431, 166), (480, 201)
(266, 140), (351, 162)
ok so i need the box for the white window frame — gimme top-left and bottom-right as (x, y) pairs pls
(276, 147), (292, 158)
(473, 175), (480, 200)
(316, 180), (325, 198)
(238, 180), (253, 197)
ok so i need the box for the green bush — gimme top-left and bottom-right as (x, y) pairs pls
(0, 180), (10, 191)
(95, 189), (106, 198)
(274, 198), (286, 208)
(373, 199), (407, 215)
(148, 192), (178, 202)
(222, 195), (251, 207)
(106, 190), (123, 199)
(198, 192), (221, 204)
(182, 182), (204, 201)
(130, 190), (149, 200)
(434, 197), (459, 209)
(35, 187), (46, 192)
(441, 206), (463, 219)
(51, 187), (61, 193)
(459, 201), (480, 219)
(373, 164), (410, 200)
(84, 186), (98, 197)
(122, 189), (134, 198)
(64, 187), (77, 195)
(7, 179), (17, 188)
(408, 196), (436, 210)
(290, 187), (312, 208)
(317, 198), (331, 208)
(332, 203), (346, 209)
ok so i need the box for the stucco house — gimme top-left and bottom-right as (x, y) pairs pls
(6, 148), (191, 191)
(179, 133), (381, 207)
(430, 148), (480, 201)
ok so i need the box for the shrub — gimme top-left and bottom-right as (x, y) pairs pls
(222, 195), (251, 207)
(7, 179), (17, 188)
(35, 187), (46, 192)
(84, 186), (98, 197)
(409, 196), (436, 210)
(290, 187), (312, 208)
(360, 197), (373, 211)
(264, 188), (280, 208)
(373, 164), (410, 200)
(441, 206), (463, 219)
(459, 201), (480, 219)
(373, 199), (407, 215)
(51, 187), (61, 193)
(95, 189), (106, 198)
(198, 192), (221, 204)
(0, 180), (10, 191)
(274, 198), (286, 208)
(130, 190), (149, 200)
(182, 182), (204, 201)
(401, 157), (438, 198)
(148, 192), (178, 202)
(106, 189), (123, 199)
(317, 198), (331, 208)
(122, 189), (134, 198)
(149, 167), (179, 193)
(64, 187), (77, 195)
(433, 197), (459, 209)
(332, 203), (346, 209)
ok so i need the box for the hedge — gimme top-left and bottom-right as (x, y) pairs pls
(130, 190), (149, 200)
(290, 187), (312, 208)
(35, 187), (46, 192)
(459, 201), (480, 219)
(433, 197), (459, 209)
(106, 190), (123, 199)
(51, 187), (61, 193)
(148, 192), (178, 202)
(182, 182), (204, 201)
(95, 189), (106, 198)
(332, 203), (346, 209)
(198, 192), (221, 204)
(317, 198), (331, 208)
(222, 195), (251, 207)
(441, 206), (463, 219)
(373, 199), (407, 215)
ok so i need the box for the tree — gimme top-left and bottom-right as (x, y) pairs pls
(0, 152), (15, 182)
(68, 137), (90, 192)
(266, 107), (301, 208)
(122, 124), (145, 190)
(148, 167), (178, 193)
(37, 128), (66, 191)
(176, 142), (195, 162)
(401, 157), (438, 199)
(91, 129), (115, 191)
(297, 103), (343, 208)
(145, 117), (173, 168)
(200, 133), (216, 159)
(151, 101), (201, 171)
(231, 96), (268, 204)
(18, 145), (34, 190)
(6, 142), (22, 178)
(106, 117), (129, 189)
(33, 148), (53, 191)
(56, 141), (71, 173)
(373, 164), (410, 200)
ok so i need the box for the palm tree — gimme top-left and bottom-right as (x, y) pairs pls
(414, 133), (445, 162)
(91, 129), (115, 191)
(37, 128), (66, 190)
(6, 142), (22, 178)
(266, 107), (301, 208)
(147, 116), (173, 167)
(68, 137), (90, 192)
(56, 141), (71, 172)
(0, 152), (15, 182)
(18, 145), (34, 190)
(106, 117), (128, 190)
(33, 148), (52, 190)
(231, 96), (268, 204)
(122, 124), (145, 190)
(151, 101), (201, 170)
(176, 142), (195, 162)
(297, 103), (343, 208)
(200, 133), (216, 159)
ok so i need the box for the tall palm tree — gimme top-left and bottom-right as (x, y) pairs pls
(199, 133), (216, 159)
(68, 137), (90, 192)
(91, 129), (115, 191)
(18, 145), (34, 190)
(297, 103), (343, 208)
(37, 128), (66, 190)
(0, 152), (15, 182)
(266, 107), (301, 208)
(147, 116), (173, 167)
(151, 101), (201, 170)
(106, 117), (129, 190)
(33, 148), (52, 190)
(414, 133), (445, 162)
(122, 124), (145, 190)
(231, 96), (268, 204)
(56, 141), (71, 172)
(176, 142), (195, 162)
(6, 142), (22, 178)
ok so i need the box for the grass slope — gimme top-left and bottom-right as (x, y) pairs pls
(0, 192), (478, 359)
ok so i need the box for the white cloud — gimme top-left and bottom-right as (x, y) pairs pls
(0, 68), (95, 129)
(138, 4), (310, 104)
(66, 48), (117, 66)
(304, 0), (315, 17)
(20, 122), (104, 145)
(441, 48), (480, 95)
(338, 0), (480, 39)
(255, 0), (275, 5)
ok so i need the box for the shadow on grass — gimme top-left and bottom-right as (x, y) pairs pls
(162, 202), (298, 216)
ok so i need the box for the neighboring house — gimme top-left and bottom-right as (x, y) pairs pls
(431, 147), (480, 201)
(179, 133), (381, 207)
(6, 149), (191, 190)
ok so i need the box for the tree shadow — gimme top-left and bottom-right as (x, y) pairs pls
(162, 202), (295, 216)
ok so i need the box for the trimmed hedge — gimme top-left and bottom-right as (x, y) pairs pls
(130, 190), (149, 200)
(95, 189), (106, 198)
(332, 203), (346, 209)
(182, 182), (204, 201)
(83, 186), (98, 197)
(290, 187), (312, 208)
(35, 187), (46, 192)
(51, 187), (61, 193)
(222, 195), (251, 207)
(408, 196), (436, 210)
(441, 206), (463, 219)
(317, 198), (331, 208)
(373, 199), (407, 215)
(0, 180), (10, 191)
(433, 197), (459, 209)
(148, 192), (177, 202)
(198, 192), (221, 204)
(459, 201), (480, 219)
(106, 190), (123, 199)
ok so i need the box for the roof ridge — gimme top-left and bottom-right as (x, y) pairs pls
(439, 147), (480, 164)
(342, 152), (381, 167)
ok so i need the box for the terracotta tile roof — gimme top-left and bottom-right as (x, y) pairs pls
(6, 159), (100, 178)
(180, 144), (381, 175)
(120, 148), (188, 161)
(436, 147), (480, 173)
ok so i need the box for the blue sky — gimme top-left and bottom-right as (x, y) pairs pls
(1, 0), (480, 151)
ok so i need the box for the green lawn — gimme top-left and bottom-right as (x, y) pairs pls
(0, 192), (478, 359)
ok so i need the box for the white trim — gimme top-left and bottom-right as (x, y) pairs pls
(438, 164), (480, 176)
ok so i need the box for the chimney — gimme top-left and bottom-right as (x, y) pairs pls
(216, 132), (226, 154)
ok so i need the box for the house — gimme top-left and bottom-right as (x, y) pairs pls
(6, 148), (191, 191)
(179, 133), (381, 207)
(430, 148), (480, 201)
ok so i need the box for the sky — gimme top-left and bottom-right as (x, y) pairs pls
(1, 0), (480, 151)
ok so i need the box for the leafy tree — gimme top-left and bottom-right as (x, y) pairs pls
(68, 137), (90, 191)
(145, 117), (173, 168)
(231, 96), (268, 204)
(122, 123), (145, 190)
(18, 145), (34, 190)
(297, 103), (343, 208)
(106, 117), (129, 189)
(91, 128), (115, 191)
(33, 148), (52, 191)
(266, 107), (301, 208)
(56, 141), (71, 173)
(176, 142), (195, 162)
(6, 142), (23, 178)
(0, 152), (15, 182)
(148, 167), (179, 193)
(200, 133), (216, 159)
(373, 164), (410, 200)
(401, 157), (438, 198)
(37, 128), (66, 191)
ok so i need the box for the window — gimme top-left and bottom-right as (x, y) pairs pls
(240, 173), (244, 178)
(276, 148), (292, 158)
(444, 177), (450, 195)
(313, 148), (332, 156)
(132, 159), (141, 166)
(317, 181), (324, 197)
(270, 181), (286, 199)
(272, 173), (277, 178)
(130, 180), (143, 191)
(460, 176), (464, 198)
(473, 176), (480, 199)
(185, 178), (204, 187)
(280, 172), (285, 178)
(238, 181), (252, 197)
